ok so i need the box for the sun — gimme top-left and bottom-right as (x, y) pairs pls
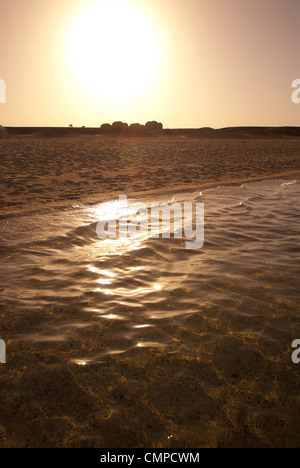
(65, 0), (163, 107)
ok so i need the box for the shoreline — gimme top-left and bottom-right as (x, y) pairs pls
(0, 169), (299, 219)
(0, 136), (299, 218)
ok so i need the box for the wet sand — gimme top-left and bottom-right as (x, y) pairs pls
(0, 136), (300, 448)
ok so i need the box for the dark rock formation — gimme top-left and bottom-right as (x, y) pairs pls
(100, 123), (112, 133)
(99, 121), (164, 136)
(145, 121), (163, 133)
(129, 123), (147, 135)
(112, 121), (128, 133)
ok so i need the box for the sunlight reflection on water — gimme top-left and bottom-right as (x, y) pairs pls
(0, 179), (299, 362)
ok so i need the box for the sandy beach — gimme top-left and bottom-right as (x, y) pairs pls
(0, 134), (300, 448)
(1, 134), (300, 217)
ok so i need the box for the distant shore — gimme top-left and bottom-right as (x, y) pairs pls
(4, 125), (300, 139)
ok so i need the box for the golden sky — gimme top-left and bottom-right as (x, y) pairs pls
(0, 0), (299, 128)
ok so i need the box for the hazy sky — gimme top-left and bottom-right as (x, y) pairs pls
(0, 0), (299, 128)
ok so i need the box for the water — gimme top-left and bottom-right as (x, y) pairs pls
(0, 179), (299, 447)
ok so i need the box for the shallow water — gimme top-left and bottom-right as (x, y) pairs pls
(0, 179), (300, 447)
